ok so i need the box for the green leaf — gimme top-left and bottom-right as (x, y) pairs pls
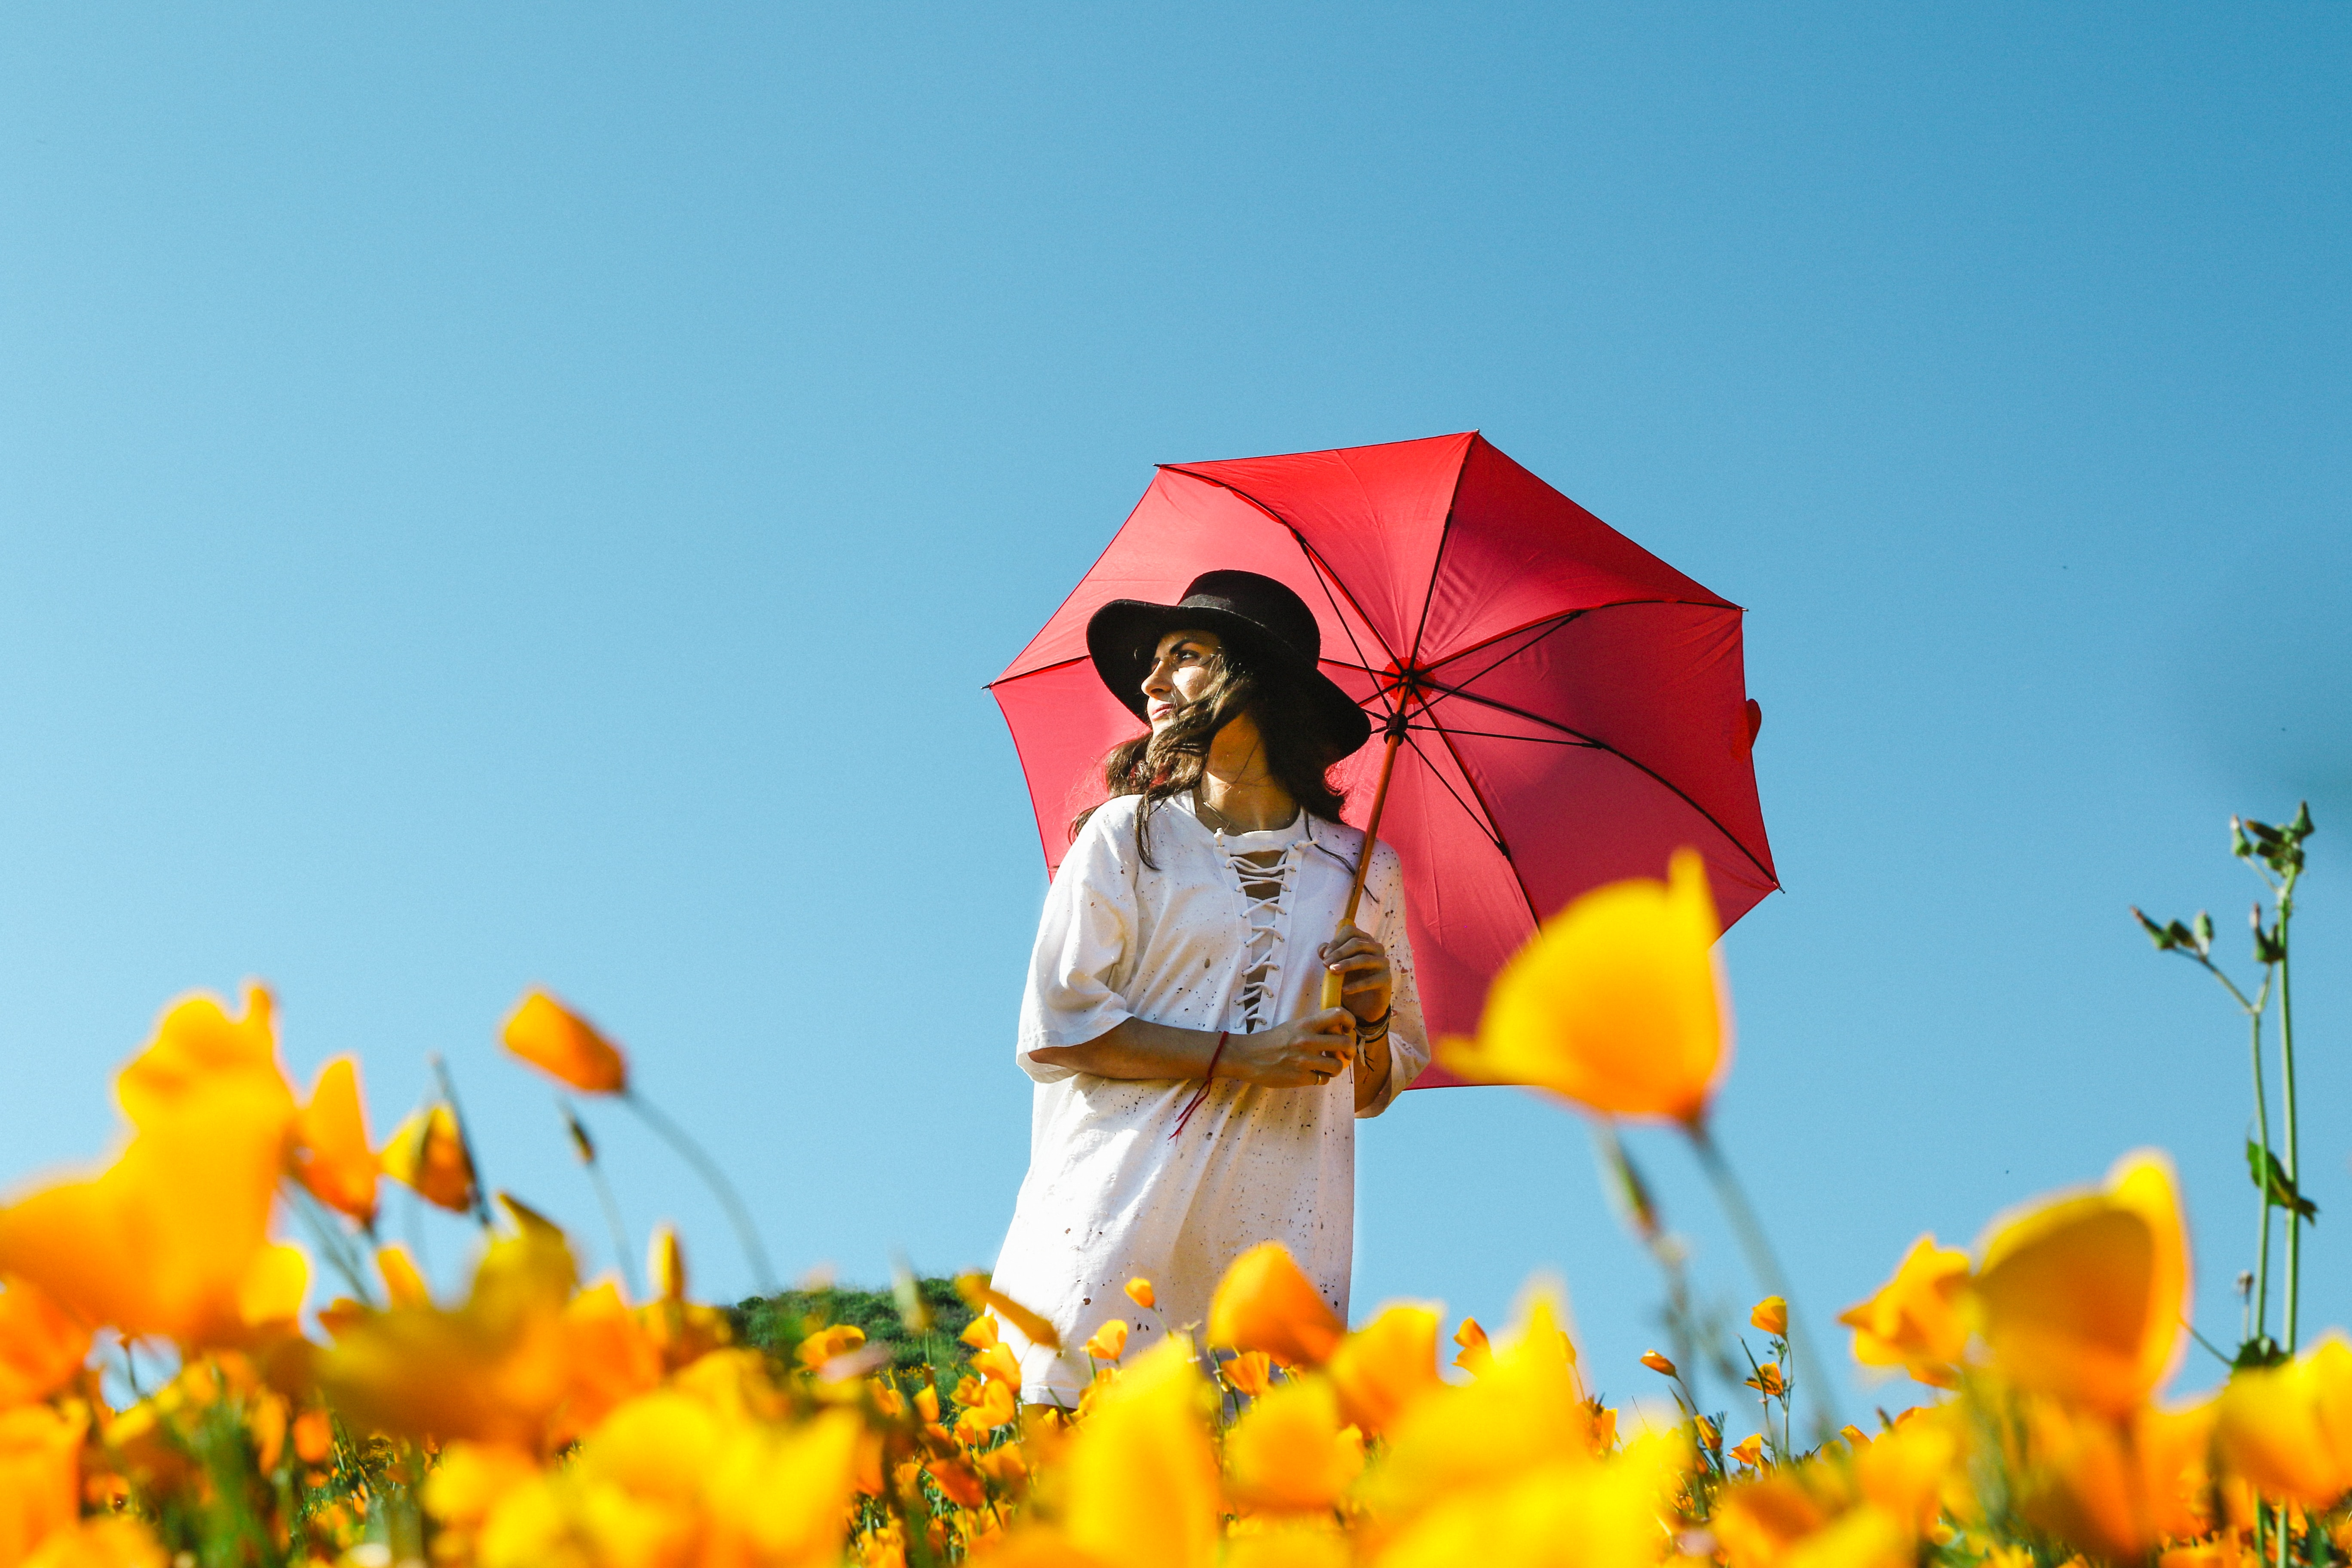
(2233, 1335), (2287, 1371)
(2246, 1140), (2319, 1222)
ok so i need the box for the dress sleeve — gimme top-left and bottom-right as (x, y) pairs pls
(1014, 807), (1141, 1084)
(1357, 840), (1428, 1118)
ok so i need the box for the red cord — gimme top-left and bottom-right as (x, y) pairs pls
(1170, 1031), (1228, 1138)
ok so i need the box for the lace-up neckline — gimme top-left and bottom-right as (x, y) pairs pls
(1190, 802), (1309, 1034)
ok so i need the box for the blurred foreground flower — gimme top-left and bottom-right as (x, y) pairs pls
(0, 987), (306, 1346)
(1974, 1149), (2188, 1415)
(1438, 847), (1728, 1125)
(1838, 1235), (1969, 1389)
(291, 1055), (379, 1224)
(2215, 1332), (2352, 1506)
(1208, 1243), (1345, 1368)
(383, 1103), (479, 1216)
(502, 989), (630, 1095)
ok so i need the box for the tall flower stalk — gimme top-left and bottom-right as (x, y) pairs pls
(2135, 803), (2316, 1568)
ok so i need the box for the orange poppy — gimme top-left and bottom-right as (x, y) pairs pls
(1973, 1150), (2188, 1415)
(501, 990), (629, 1096)
(291, 1056), (378, 1224)
(1208, 1243), (1345, 1368)
(1438, 850), (1729, 1125)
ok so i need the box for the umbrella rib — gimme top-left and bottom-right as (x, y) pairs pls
(1421, 684), (1779, 889)
(1395, 725), (1508, 857)
(1408, 720), (1543, 926)
(1419, 598), (1713, 677)
(1405, 723), (1602, 747)
(1156, 465), (1406, 703)
(981, 654), (1090, 691)
(1423, 609), (1587, 697)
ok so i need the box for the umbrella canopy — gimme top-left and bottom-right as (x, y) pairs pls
(989, 432), (1777, 1087)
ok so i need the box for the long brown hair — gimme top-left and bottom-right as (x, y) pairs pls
(1073, 637), (1350, 868)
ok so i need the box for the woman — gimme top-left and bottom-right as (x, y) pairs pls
(988, 570), (1428, 1402)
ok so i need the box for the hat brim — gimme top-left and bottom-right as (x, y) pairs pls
(1085, 599), (1375, 761)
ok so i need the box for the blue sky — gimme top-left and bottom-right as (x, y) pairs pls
(2, 3), (2346, 1425)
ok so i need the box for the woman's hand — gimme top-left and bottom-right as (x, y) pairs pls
(1319, 922), (1393, 1026)
(1222, 1009), (1358, 1088)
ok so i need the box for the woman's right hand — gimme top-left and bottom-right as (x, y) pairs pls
(1221, 1009), (1358, 1088)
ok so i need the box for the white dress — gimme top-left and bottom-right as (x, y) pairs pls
(989, 792), (1429, 1403)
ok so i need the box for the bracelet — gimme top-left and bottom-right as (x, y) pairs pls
(1169, 1030), (1229, 1139)
(1357, 1007), (1392, 1041)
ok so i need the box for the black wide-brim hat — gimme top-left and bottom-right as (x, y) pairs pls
(1085, 570), (1374, 760)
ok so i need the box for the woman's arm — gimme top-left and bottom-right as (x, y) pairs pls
(1029, 1008), (1362, 1088)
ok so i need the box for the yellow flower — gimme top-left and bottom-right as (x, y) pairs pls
(1451, 1317), (1491, 1375)
(1381, 1433), (1690, 1568)
(2214, 1332), (2352, 1505)
(1224, 1378), (1363, 1513)
(1851, 1408), (1962, 1534)
(318, 1222), (577, 1449)
(705, 1407), (866, 1566)
(1124, 1277), (1156, 1311)
(1746, 1362), (1786, 1399)
(422, 1441), (543, 1531)
(1207, 1243), (1345, 1368)
(501, 990), (630, 1096)
(0, 1277), (90, 1409)
(1222, 1351), (1274, 1399)
(381, 1103), (478, 1215)
(970, 1341), (1023, 1394)
(0, 1403), (86, 1567)
(113, 984), (292, 1129)
(1641, 1350), (1678, 1378)
(1323, 1304), (1442, 1433)
(797, 1324), (868, 1372)
(1973, 1150), (2188, 1415)
(954, 1273), (1062, 1351)
(1082, 1319), (1129, 1362)
(1060, 1339), (1219, 1568)
(1838, 1236), (1969, 1388)
(0, 1064), (303, 1347)
(553, 1282), (665, 1446)
(2011, 1395), (2216, 1561)
(1437, 849), (1729, 1124)
(291, 1409), (335, 1466)
(1366, 1291), (1596, 1518)
(1752, 1296), (1788, 1337)
(291, 1055), (379, 1224)
(1730, 1433), (1766, 1468)
(376, 1243), (431, 1308)
(647, 1224), (686, 1304)
(20, 1517), (165, 1568)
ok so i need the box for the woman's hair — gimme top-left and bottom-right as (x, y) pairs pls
(1073, 636), (1349, 867)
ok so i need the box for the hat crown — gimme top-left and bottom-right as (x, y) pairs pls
(1173, 571), (1322, 664)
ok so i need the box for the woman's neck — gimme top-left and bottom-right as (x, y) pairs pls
(1196, 714), (1295, 832)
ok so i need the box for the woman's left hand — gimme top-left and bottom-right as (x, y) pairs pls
(1319, 922), (1392, 1026)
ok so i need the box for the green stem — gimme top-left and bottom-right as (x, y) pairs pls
(2249, 986), (2275, 1345)
(1687, 1123), (1840, 1443)
(560, 1099), (643, 1298)
(625, 1088), (778, 1296)
(2279, 873), (2300, 1354)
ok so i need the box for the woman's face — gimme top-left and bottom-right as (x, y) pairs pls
(1142, 628), (1222, 733)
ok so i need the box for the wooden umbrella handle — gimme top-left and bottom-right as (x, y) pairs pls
(1319, 722), (1406, 1012)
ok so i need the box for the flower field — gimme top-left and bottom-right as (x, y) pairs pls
(0, 810), (2335, 1568)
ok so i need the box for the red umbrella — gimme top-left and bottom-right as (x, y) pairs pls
(988, 432), (1776, 1088)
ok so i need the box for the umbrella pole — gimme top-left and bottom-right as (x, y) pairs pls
(1319, 719), (1406, 1012)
